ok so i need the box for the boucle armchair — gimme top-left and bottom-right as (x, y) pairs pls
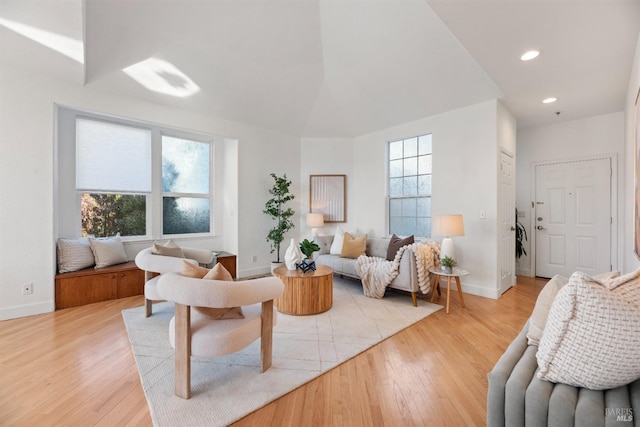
(157, 272), (284, 399)
(134, 246), (215, 317)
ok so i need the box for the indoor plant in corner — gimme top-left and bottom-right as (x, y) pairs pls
(263, 173), (295, 272)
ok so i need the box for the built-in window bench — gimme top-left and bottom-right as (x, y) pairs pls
(55, 261), (144, 309)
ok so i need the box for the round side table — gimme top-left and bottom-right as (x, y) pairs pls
(272, 265), (333, 315)
(428, 267), (468, 314)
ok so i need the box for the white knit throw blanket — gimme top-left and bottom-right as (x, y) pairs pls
(356, 241), (441, 299)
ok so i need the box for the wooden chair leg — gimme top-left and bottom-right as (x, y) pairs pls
(261, 300), (274, 373)
(174, 303), (191, 399)
(411, 292), (417, 307)
(145, 298), (152, 318)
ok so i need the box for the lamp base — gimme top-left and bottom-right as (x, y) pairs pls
(440, 237), (455, 260)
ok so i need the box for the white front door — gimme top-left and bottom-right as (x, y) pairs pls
(535, 158), (611, 278)
(498, 150), (515, 293)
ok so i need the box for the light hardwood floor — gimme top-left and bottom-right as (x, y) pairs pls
(0, 277), (546, 426)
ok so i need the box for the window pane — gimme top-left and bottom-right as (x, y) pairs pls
(389, 178), (403, 196)
(404, 137), (417, 157)
(389, 198), (401, 217)
(403, 176), (417, 195)
(402, 198), (417, 217)
(162, 136), (210, 193)
(416, 197), (431, 217)
(76, 118), (151, 192)
(418, 134), (432, 155)
(404, 157), (417, 176)
(163, 197), (210, 234)
(417, 217), (431, 237)
(401, 216), (416, 236)
(418, 154), (432, 174)
(418, 175), (432, 195)
(389, 216), (402, 235)
(389, 159), (403, 178)
(81, 193), (146, 237)
(389, 140), (403, 160)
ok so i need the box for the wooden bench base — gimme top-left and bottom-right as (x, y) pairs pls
(55, 261), (144, 309)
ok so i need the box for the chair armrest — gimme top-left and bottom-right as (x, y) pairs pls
(135, 247), (197, 273)
(157, 272), (284, 308)
(182, 248), (215, 265)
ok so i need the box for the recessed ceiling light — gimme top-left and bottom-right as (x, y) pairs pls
(123, 57), (200, 97)
(542, 97), (557, 104)
(521, 50), (540, 61)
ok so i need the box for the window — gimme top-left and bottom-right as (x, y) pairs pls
(162, 136), (211, 235)
(388, 134), (432, 237)
(68, 112), (214, 239)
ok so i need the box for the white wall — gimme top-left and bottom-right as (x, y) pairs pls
(624, 32), (640, 274)
(0, 64), (300, 320)
(299, 138), (354, 239)
(350, 100), (502, 298)
(515, 112), (625, 277)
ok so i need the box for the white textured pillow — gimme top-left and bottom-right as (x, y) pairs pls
(57, 237), (95, 273)
(329, 226), (345, 255)
(88, 234), (128, 268)
(152, 239), (184, 258)
(536, 270), (640, 390)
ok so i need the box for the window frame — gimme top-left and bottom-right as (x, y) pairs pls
(387, 133), (433, 238)
(57, 107), (217, 242)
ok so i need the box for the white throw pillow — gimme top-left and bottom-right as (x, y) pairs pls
(88, 234), (128, 268)
(536, 270), (640, 390)
(57, 237), (95, 273)
(330, 226), (354, 255)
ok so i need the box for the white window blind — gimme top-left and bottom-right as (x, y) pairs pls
(76, 118), (152, 192)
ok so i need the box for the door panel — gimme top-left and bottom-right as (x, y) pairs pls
(535, 158), (611, 278)
(499, 151), (515, 293)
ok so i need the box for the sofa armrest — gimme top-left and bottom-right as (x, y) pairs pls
(388, 249), (418, 292)
(487, 321), (530, 427)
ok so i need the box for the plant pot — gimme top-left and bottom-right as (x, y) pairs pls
(270, 262), (284, 275)
(441, 266), (452, 274)
(297, 258), (316, 273)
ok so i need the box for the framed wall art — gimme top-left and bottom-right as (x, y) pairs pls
(310, 174), (346, 223)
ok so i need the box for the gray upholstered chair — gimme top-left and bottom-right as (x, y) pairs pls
(157, 272), (284, 399)
(134, 246), (215, 317)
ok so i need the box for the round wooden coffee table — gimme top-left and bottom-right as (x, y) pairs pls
(272, 264), (333, 315)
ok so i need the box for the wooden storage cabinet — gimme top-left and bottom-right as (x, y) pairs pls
(55, 261), (144, 309)
(215, 252), (237, 279)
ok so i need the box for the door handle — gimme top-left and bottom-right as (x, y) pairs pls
(537, 225), (546, 230)
(510, 226), (516, 231)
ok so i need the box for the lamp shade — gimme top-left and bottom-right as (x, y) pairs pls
(306, 213), (325, 228)
(432, 214), (464, 237)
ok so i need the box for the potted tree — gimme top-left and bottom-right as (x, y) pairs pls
(515, 208), (528, 259)
(263, 173), (295, 271)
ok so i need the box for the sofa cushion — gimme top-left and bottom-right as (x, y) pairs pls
(314, 235), (333, 255)
(341, 233), (367, 259)
(536, 270), (640, 390)
(386, 234), (414, 261)
(88, 234), (128, 268)
(57, 237), (95, 273)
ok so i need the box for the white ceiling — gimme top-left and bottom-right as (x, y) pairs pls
(1, 0), (639, 137)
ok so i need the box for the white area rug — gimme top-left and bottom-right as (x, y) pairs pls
(122, 276), (442, 427)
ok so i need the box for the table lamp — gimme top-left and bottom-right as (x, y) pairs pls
(306, 213), (324, 239)
(432, 214), (464, 260)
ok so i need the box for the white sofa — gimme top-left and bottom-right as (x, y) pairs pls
(314, 235), (436, 306)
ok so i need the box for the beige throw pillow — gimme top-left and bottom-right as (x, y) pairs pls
(536, 270), (640, 390)
(341, 233), (367, 259)
(88, 234), (128, 268)
(57, 237), (95, 273)
(181, 262), (244, 320)
(152, 239), (184, 258)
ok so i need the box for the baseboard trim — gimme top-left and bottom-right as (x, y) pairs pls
(0, 300), (55, 321)
(238, 266), (271, 279)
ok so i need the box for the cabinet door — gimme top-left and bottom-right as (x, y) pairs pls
(55, 274), (117, 309)
(117, 268), (145, 298)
